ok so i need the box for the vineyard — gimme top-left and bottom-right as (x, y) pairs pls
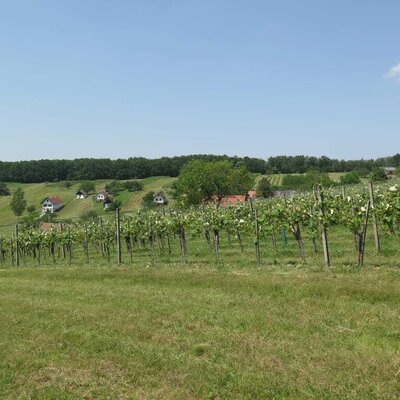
(1, 182), (399, 269)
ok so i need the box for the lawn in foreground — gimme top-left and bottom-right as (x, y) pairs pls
(0, 266), (399, 399)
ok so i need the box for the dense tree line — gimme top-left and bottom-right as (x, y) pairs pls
(266, 154), (400, 174)
(0, 155), (267, 183)
(0, 154), (398, 183)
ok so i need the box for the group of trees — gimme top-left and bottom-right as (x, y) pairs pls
(1, 154), (399, 184)
(266, 154), (400, 174)
(105, 180), (144, 194)
(281, 171), (335, 191)
(0, 155), (267, 183)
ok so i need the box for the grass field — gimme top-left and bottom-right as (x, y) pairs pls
(0, 266), (399, 399)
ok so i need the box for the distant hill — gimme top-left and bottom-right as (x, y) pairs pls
(0, 177), (176, 231)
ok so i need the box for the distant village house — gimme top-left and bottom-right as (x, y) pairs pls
(76, 190), (88, 199)
(153, 193), (166, 205)
(217, 190), (257, 207)
(41, 197), (64, 213)
(96, 192), (109, 202)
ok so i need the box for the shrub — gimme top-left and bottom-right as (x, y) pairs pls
(0, 182), (10, 196)
(340, 171), (361, 185)
(123, 180), (144, 192)
(370, 168), (387, 182)
(105, 181), (124, 194)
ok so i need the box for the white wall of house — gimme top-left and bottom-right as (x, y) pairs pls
(153, 196), (165, 204)
(41, 200), (63, 213)
(42, 200), (54, 213)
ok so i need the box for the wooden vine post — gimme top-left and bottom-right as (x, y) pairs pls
(358, 200), (370, 267)
(15, 222), (20, 267)
(368, 182), (381, 254)
(314, 185), (330, 267)
(250, 198), (261, 266)
(116, 208), (122, 264)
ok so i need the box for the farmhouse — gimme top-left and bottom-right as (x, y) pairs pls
(41, 197), (64, 213)
(76, 190), (88, 199)
(96, 192), (109, 202)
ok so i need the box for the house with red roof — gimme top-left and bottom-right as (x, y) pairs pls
(219, 190), (256, 206)
(41, 196), (64, 213)
(208, 190), (257, 207)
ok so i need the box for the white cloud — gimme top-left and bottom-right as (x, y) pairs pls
(384, 63), (400, 80)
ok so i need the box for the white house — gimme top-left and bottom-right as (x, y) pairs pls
(76, 190), (87, 199)
(96, 192), (109, 202)
(41, 197), (64, 213)
(153, 193), (166, 205)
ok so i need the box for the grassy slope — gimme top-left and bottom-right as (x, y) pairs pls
(0, 266), (399, 399)
(0, 177), (176, 228)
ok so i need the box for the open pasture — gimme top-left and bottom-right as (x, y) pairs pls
(0, 265), (399, 399)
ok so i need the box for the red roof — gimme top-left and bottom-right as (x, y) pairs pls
(220, 195), (247, 206)
(47, 196), (63, 204)
(210, 191), (257, 207)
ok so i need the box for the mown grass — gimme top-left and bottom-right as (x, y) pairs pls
(0, 265), (399, 399)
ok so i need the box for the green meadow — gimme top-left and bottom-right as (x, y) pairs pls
(0, 265), (399, 400)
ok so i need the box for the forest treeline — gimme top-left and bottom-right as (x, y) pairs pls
(0, 154), (399, 183)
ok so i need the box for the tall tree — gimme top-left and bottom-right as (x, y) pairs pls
(174, 160), (254, 205)
(10, 188), (27, 220)
(256, 177), (274, 198)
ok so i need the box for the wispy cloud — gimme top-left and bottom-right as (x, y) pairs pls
(384, 63), (400, 80)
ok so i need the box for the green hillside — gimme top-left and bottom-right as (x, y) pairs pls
(0, 177), (176, 230)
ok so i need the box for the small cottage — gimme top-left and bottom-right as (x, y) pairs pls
(153, 193), (166, 205)
(41, 197), (64, 213)
(76, 190), (87, 199)
(96, 192), (109, 202)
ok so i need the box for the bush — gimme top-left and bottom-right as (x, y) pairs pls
(256, 177), (274, 198)
(105, 181), (124, 194)
(142, 191), (156, 209)
(62, 181), (73, 189)
(107, 199), (122, 211)
(370, 168), (387, 182)
(79, 181), (96, 194)
(123, 180), (144, 192)
(0, 182), (10, 196)
(281, 170), (334, 191)
(80, 209), (98, 222)
(340, 171), (361, 185)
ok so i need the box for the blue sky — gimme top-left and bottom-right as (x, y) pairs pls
(1, 0), (399, 161)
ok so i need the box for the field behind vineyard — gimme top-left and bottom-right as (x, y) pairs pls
(0, 176), (175, 232)
(0, 264), (399, 399)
